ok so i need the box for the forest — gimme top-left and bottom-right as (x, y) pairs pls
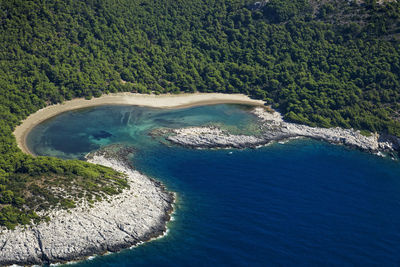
(0, 0), (400, 228)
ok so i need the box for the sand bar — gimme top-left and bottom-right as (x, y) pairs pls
(13, 93), (265, 155)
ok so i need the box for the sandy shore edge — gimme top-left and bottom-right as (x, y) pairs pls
(13, 93), (265, 155)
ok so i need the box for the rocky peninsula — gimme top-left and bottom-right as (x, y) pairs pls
(0, 145), (174, 266)
(157, 107), (400, 154)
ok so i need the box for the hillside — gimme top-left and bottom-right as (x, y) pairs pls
(0, 0), (400, 228)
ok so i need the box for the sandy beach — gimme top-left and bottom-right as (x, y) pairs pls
(13, 93), (265, 155)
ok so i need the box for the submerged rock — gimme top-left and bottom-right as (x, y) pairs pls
(0, 145), (174, 266)
(91, 130), (113, 140)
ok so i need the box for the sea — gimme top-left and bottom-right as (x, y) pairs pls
(26, 104), (400, 266)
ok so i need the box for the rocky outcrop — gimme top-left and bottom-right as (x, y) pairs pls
(166, 127), (268, 149)
(0, 145), (174, 266)
(160, 107), (400, 154)
(253, 107), (399, 153)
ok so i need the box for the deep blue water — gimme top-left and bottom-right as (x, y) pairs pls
(27, 104), (400, 266)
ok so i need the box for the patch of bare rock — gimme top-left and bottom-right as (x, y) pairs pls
(159, 107), (400, 154)
(0, 145), (174, 266)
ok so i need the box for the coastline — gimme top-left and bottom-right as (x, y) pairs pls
(7, 93), (400, 265)
(0, 145), (175, 266)
(13, 92), (265, 155)
(156, 107), (400, 154)
(7, 93), (262, 265)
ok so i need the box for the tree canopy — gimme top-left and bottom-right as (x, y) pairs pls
(0, 0), (400, 228)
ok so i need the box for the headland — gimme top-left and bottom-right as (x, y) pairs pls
(0, 145), (174, 265)
(154, 107), (400, 154)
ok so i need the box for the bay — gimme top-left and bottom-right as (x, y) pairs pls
(27, 104), (400, 266)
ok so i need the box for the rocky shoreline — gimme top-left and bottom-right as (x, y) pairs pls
(0, 145), (174, 266)
(157, 127), (268, 149)
(157, 107), (400, 155)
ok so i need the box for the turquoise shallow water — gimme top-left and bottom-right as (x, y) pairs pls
(27, 104), (400, 266)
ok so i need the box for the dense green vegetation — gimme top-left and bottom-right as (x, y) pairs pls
(0, 153), (128, 229)
(0, 0), (400, 228)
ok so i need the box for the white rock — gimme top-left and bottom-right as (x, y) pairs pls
(0, 155), (174, 265)
(164, 107), (398, 153)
